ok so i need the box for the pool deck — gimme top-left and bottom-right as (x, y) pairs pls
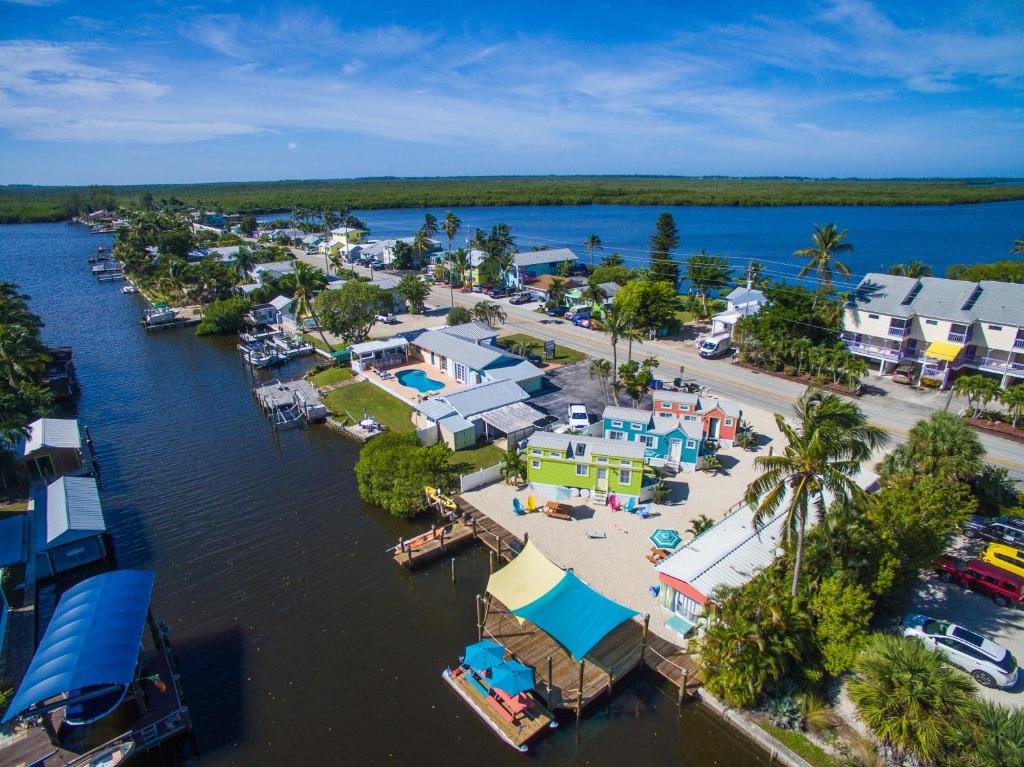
(363, 361), (464, 404)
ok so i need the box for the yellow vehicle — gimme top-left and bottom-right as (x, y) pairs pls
(982, 542), (1024, 579)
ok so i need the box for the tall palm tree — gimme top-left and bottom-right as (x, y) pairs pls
(327, 251), (344, 277)
(422, 213), (439, 241)
(589, 358), (613, 404)
(849, 633), (976, 765)
(584, 233), (602, 266)
(794, 223), (854, 307)
(159, 258), (189, 303)
(448, 248), (471, 287)
(290, 261), (332, 352)
(472, 300), (506, 328)
(412, 229), (432, 270)
(546, 276), (567, 307)
(441, 211), (461, 260)
(599, 304), (630, 399)
(999, 385), (1024, 429)
(600, 252), (624, 268)
(745, 389), (888, 596)
(233, 246), (256, 283)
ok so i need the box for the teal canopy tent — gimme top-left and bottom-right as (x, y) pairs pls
(514, 571), (637, 660)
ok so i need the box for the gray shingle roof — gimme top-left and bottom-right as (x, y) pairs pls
(847, 273), (920, 319)
(651, 416), (704, 438)
(414, 330), (507, 370)
(912, 277), (978, 323)
(526, 431), (646, 461)
(849, 273), (1024, 328)
(513, 248), (578, 268)
(652, 391), (700, 406)
(973, 281), (1024, 328)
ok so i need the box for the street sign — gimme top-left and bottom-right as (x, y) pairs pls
(543, 339), (555, 358)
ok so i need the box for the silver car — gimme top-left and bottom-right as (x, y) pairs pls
(900, 614), (1018, 688)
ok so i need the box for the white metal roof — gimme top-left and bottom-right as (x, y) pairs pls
(602, 406), (651, 423)
(652, 391), (700, 406)
(526, 431), (646, 461)
(482, 359), (543, 385)
(513, 248), (578, 268)
(480, 402), (544, 434)
(45, 476), (106, 547)
(440, 379), (529, 417)
(23, 418), (81, 456)
(349, 336), (409, 355)
(269, 295), (292, 311)
(414, 330), (507, 370)
(437, 322), (498, 343)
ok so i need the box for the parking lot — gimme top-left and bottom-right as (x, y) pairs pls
(527, 360), (653, 425)
(898, 537), (1024, 706)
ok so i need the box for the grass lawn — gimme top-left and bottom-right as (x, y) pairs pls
(302, 333), (334, 353)
(497, 333), (587, 365)
(310, 366), (352, 387)
(760, 725), (844, 767)
(674, 309), (699, 325)
(451, 442), (505, 471)
(323, 381), (414, 434)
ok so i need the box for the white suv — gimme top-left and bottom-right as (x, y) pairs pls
(900, 614), (1018, 688)
(567, 404), (590, 432)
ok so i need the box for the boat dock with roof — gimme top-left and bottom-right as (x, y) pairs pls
(254, 378), (328, 428)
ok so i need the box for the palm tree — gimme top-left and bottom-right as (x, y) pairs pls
(159, 258), (189, 303)
(584, 233), (602, 266)
(589, 358), (613, 404)
(791, 337), (814, 376)
(500, 446), (526, 485)
(794, 223), (854, 308)
(413, 229), (432, 270)
(843, 356), (869, 390)
(999, 384), (1024, 429)
(581, 278), (607, 311)
(849, 633), (976, 765)
(955, 700), (1024, 767)
(0, 324), (48, 388)
(882, 411), (984, 482)
(233, 246), (256, 283)
(448, 248), (471, 287)
(422, 213), (439, 241)
(745, 389), (888, 596)
(472, 300), (506, 328)
(599, 303), (630, 400)
(600, 252), (624, 268)
(887, 260), (933, 278)
(441, 211), (461, 259)
(620, 315), (645, 363)
(686, 514), (714, 539)
(290, 261), (332, 352)
(327, 251), (345, 277)
(1012, 234), (1024, 255)
(546, 276), (567, 307)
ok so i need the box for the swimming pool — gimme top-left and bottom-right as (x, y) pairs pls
(395, 369), (445, 393)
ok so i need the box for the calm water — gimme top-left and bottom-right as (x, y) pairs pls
(1, 221), (767, 766)
(289, 200), (1024, 285)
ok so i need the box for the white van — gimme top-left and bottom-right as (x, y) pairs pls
(699, 333), (732, 359)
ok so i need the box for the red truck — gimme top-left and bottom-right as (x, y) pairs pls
(935, 555), (1024, 608)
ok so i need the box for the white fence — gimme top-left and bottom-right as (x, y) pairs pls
(460, 462), (504, 492)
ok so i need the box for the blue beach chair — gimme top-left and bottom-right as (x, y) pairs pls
(513, 498), (526, 515)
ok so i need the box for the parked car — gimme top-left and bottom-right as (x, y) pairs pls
(982, 543), (1024, 579)
(699, 333), (732, 359)
(567, 404), (590, 431)
(526, 352), (542, 364)
(566, 306), (590, 321)
(572, 316), (592, 328)
(966, 515), (1024, 547)
(546, 305), (569, 317)
(891, 363), (917, 384)
(472, 284), (484, 293)
(485, 287), (509, 298)
(509, 293), (533, 305)
(899, 614), (1018, 688)
(370, 260), (385, 270)
(935, 555), (1024, 607)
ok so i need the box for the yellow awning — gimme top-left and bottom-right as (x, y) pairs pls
(924, 341), (962, 362)
(486, 540), (566, 611)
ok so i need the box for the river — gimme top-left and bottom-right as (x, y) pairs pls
(1, 220), (769, 766)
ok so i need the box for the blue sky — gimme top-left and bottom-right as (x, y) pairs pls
(1, 0), (1022, 184)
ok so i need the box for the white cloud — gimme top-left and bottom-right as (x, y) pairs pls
(287, 141), (298, 151)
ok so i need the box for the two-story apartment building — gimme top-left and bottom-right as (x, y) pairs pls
(843, 274), (1024, 389)
(651, 392), (742, 446)
(525, 432), (648, 499)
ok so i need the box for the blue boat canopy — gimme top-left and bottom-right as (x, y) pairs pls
(3, 569), (155, 723)
(514, 571), (638, 660)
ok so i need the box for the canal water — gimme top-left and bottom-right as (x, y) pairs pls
(307, 200), (1024, 284)
(1, 221), (769, 765)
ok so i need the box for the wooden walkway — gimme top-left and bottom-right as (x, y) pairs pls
(393, 520), (476, 569)
(456, 497), (524, 563)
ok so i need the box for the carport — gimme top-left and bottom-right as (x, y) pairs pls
(479, 401), (544, 446)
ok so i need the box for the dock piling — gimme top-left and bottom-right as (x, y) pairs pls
(577, 660), (585, 725)
(547, 656), (553, 696)
(488, 550), (495, 574)
(450, 556), (455, 583)
(640, 614), (649, 663)
(475, 594), (483, 642)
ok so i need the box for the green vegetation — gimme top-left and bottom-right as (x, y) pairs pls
(302, 333), (332, 352)
(446, 306), (473, 325)
(496, 333), (586, 364)
(759, 725), (843, 767)
(309, 366), (352, 387)
(649, 212), (680, 285)
(453, 442), (506, 473)
(7, 177), (1024, 224)
(947, 257), (1024, 283)
(195, 296), (250, 336)
(354, 433), (456, 518)
(314, 281), (390, 344)
(323, 381), (414, 434)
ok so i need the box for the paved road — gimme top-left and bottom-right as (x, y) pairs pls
(304, 255), (1024, 480)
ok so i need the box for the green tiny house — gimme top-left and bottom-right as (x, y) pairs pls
(524, 432), (647, 498)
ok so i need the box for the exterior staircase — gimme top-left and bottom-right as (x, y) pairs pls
(592, 490), (608, 505)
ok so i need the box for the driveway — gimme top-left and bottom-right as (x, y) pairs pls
(528, 360), (652, 426)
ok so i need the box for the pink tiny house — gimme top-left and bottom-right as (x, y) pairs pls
(651, 392), (741, 447)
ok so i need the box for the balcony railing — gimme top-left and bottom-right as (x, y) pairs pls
(844, 340), (900, 360)
(887, 326), (908, 337)
(1015, 338), (1024, 349)
(947, 332), (967, 343)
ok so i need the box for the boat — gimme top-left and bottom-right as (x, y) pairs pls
(121, 285), (138, 294)
(84, 739), (135, 766)
(238, 341), (281, 368)
(272, 334), (314, 358)
(42, 347), (79, 400)
(424, 486), (458, 515)
(442, 663), (556, 752)
(143, 305), (178, 326)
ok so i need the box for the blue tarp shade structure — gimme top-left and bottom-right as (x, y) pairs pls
(489, 660), (535, 696)
(464, 639), (505, 672)
(514, 571), (638, 660)
(3, 569), (155, 723)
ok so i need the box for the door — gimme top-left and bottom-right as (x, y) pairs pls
(707, 418), (720, 440)
(596, 468), (608, 492)
(669, 439), (683, 462)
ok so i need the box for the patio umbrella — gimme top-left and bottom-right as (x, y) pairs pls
(489, 660), (535, 696)
(649, 528), (683, 550)
(463, 639), (505, 671)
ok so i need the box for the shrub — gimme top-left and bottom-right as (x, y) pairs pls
(447, 306), (473, 325)
(765, 692), (803, 730)
(354, 433), (456, 519)
(651, 480), (670, 504)
(195, 296), (250, 335)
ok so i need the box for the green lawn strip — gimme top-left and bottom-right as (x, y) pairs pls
(301, 333), (333, 352)
(323, 382), (415, 434)
(497, 333), (587, 365)
(451, 442), (505, 471)
(760, 724), (844, 767)
(310, 367), (352, 386)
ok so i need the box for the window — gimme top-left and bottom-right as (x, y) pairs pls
(576, 464), (588, 477)
(611, 420), (623, 428)
(531, 460), (540, 469)
(868, 313), (879, 319)
(725, 418), (733, 426)
(659, 412), (673, 418)
(640, 435), (655, 447)
(686, 440), (696, 449)
(926, 319), (938, 326)
(531, 449), (542, 456)
(620, 460), (632, 467)
(684, 415), (698, 421)
(618, 469), (631, 485)
(630, 423), (641, 430)
(989, 325), (1003, 331)
(608, 431), (623, 440)
(596, 457), (608, 464)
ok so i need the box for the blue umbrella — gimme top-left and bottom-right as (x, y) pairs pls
(489, 660), (535, 696)
(464, 640), (505, 671)
(650, 528), (683, 550)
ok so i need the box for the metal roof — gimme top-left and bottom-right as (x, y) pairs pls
(414, 329), (507, 370)
(3, 570), (155, 724)
(22, 418), (81, 455)
(597, 282), (622, 297)
(437, 413), (475, 434)
(650, 416), (704, 438)
(45, 476), (106, 547)
(847, 273), (920, 319)
(372, 275), (402, 291)
(348, 336), (409, 355)
(440, 379), (529, 417)
(652, 391), (699, 406)
(268, 295), (292, 311)
(0, 515), (25, 567)
(513, 248), (578, 268)
(912, 277), (978, 322)
(415, 398), (456, 421)
(602, 406), (651, 424)
(725, 287), (766, 305)
(482, 359), (543, 385)
(437, 321), (498, 343)
(480, 402), (544, 434)
(700, 398), (741, 418)
(526, 431), (646, 461)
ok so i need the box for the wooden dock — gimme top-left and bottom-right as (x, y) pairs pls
(393, 520), (476, 569)
(456, 497), (524, 563)
(140, 317), (200, 332)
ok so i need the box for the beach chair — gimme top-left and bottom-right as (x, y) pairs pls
(513, 498), (526, 516)
(608, 494), (621, 511)
(587, 529), (607, 539)
(625, 496), (637, 513)
(637, 505), (651, 519)
(526, 495), (538, 513)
